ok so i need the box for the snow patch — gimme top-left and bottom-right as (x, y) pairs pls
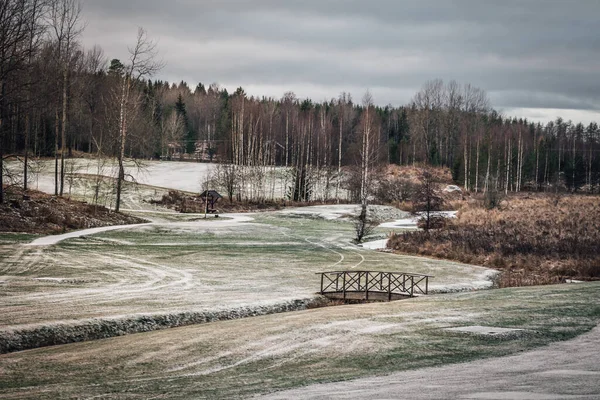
(379, 211), (457, 229)
(445, 325), (525, 337)
(360, 239), (389, 250)
(462, 392), (568, 400)
(25, 223), (153, 246)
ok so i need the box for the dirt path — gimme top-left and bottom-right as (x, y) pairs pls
(260, 324), (600, 400)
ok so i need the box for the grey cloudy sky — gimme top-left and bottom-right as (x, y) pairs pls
(80, 0), (600, 124)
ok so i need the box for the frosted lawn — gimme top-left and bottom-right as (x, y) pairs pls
(1, 283), (598, 399)
(0, 206), (494, 336)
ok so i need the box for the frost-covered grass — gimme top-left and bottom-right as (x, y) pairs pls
(0, 233), (39, 245)
(0, 206), (494, 351)
(0, 282), (598, 399)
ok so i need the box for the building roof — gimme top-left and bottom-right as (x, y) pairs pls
(199, 190), (223, 199)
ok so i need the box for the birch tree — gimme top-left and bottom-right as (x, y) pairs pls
(115, 27), (162, 212)
(49, 0), (83, 196)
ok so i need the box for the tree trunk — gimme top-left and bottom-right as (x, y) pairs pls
(544, 148), (549, 187)
(505, 135), (511, 195)
(475, 134), (480, 193)
(484, 142), (491, 193)
(589, 145), (593, 189)
(535, 131), (539, 189)
(60, 67), (68, 196)
(0, 78), (3, 204)
(336, 110), (343, 202)
(24, 113), (29, 192)
(517, 126), (525, 192)
(54, 108), (59, 196)
(572, 133), (576, 192)
(285, 111), (289, 167)
(115, 76), (131, 213)
(463, 135), (468, 191)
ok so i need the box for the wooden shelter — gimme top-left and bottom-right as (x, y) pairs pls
(199, 190), (222, 213)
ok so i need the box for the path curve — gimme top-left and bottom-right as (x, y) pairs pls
(25, 213), (255, 246)
(25, 223), (154, 246)
(259, 324), (600, 400)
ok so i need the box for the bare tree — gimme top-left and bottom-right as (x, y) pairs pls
(354, 202), (378, 244)
(336, 92), (353, 202)
(358, 90), (380, 205)
(0, 0), (37, 203)
(115, 27), (163, 212)
(23, 0), (46, 195)
(161, 111), (185, 159)
(211, 162), (239, 203)
(81, 44), (106, 154)
(410, 79), (444, 164)
(49, 0), (83, 196)
(352, 91), (381, 243)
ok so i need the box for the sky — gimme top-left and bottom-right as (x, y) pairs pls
(80, 0), (600, 125)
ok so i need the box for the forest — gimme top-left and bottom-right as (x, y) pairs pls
(2, 0), (600, 207)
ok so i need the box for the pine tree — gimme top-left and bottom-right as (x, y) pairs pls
(175, 93), (195, 154)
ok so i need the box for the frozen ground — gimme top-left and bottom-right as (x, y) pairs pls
(12, 159), (215, 194)
(8, 158), (350, 202)
(0, 206), (495, 339)
(261, 321), (600, 400)
(0, 283), (598, 399)
(1, 159), (599, 398)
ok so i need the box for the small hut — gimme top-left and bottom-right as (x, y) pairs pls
(199, 190), (222, 213)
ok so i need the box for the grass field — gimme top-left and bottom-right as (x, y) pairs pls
(3, 159), (598, 399)
(1, 282), (598, 399)
(0, 205), (495, 354)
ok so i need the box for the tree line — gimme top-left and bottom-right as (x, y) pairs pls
(2, 0), (599, 208)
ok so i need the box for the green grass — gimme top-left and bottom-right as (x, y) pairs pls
(0, 282), (598, 399)
(0, 208), (494, 333)
(0, 233), (39, 244)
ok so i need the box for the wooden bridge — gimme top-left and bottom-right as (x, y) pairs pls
(318, 271), (432, 302)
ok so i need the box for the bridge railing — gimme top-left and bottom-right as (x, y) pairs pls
(318, 271), (433, 301)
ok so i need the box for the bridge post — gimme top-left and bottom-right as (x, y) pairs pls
(342, 272), (346, 300)
(387, 273), (392, 301)
(425, 276), (429, 294)
(320, 273), (324, 294)
(410, 275), (414, 297)
(365, 271), (369, 300)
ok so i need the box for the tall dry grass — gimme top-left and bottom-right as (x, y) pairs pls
(388, 195), (600, 287)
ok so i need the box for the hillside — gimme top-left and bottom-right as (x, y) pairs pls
(0, 188), (146, 234)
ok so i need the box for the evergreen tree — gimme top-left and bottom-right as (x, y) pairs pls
(175, 93), (195, 154)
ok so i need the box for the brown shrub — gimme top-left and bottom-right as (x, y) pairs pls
(389, 194), (600, 286)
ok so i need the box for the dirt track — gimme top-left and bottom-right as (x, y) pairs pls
(260, 323), (600, 400)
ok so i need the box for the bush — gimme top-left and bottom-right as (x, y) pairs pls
(416, 215), (447, 230)
(376, 177), (417, 204)
(389, 194), (600, 286)
(484, 188), (504, 209)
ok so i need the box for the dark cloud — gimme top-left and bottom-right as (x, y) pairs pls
(80, 0), (600, 121)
